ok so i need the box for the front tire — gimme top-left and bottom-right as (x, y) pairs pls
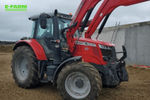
(11, 46), (40, 88)
(57, 62), (102, 100)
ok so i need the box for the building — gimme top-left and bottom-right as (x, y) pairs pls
(92, 21), (150, 66)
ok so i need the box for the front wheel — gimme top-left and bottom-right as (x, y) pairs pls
(57, 62), (102, 100)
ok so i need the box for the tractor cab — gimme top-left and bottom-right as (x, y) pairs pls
(29, 10), (73, 64)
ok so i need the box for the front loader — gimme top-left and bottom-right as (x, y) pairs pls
(11, 0), (149, 100)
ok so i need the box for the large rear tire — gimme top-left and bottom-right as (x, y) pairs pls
(57, 62), (102, 100)
(11, 46), (40, 88)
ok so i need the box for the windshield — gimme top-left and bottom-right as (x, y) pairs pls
(58, 18), (70, 30)
(58, 18), (79, 39)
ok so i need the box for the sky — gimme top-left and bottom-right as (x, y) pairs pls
(0, 0), (150, 41)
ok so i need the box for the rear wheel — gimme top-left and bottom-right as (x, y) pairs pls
(57, 62), (102, 100)
(11, 46), (40, 88)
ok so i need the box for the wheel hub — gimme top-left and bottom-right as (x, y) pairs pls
(65, 72), (91, 99)
(75, 79), (84, 88)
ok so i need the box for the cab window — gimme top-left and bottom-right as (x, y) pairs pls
(36, 18), (53, 39)
(31, 21), (36, 38)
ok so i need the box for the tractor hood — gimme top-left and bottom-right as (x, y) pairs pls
(76, 38), (115, 47)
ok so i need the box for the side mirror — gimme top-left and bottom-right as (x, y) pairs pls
(39, 13), (48, 29)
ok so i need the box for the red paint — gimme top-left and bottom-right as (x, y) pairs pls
(73, 44), (106, 65)
(67, 0), (100, 53)
(77, 38), (115, 47)
(15, 39), (47, 60)
(72, 38), (114, 65)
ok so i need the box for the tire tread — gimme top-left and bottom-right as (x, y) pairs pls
(11, 46), (40, 88)
(57, 62), (102, 100)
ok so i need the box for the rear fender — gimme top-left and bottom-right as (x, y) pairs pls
(13, 39), (47, 60)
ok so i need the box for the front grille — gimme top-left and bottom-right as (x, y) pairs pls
(100, 46), (117, 61)
(101, 49), (113, 57)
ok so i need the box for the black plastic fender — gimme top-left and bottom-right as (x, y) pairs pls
(52, 56), (82, 83)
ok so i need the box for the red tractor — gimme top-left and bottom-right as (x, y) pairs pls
(11, 0), (148, 100)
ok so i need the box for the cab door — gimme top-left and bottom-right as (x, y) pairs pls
(35, 17), (61, 64)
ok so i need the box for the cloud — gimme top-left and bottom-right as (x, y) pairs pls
(0, 0), (150, 41)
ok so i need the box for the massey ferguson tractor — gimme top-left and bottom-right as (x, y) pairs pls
(11, 0), (149, 100)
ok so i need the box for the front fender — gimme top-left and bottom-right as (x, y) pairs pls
(52, 56), (82, 83)
(13, 39), (47, 60)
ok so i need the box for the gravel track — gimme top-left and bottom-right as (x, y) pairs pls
(0, 53), (150, 100)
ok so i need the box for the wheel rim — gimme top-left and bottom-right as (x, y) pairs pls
(65, 72), (91, 99)
(15, 56), (29, 81)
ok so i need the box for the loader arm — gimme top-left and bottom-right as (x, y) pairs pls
(67, 0), (148, 53)
(85, 0), (149, 38)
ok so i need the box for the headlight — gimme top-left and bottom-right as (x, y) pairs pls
(99, 44), (111, 50)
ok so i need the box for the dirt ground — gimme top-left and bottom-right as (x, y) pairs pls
(0, 51), (150, 100)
